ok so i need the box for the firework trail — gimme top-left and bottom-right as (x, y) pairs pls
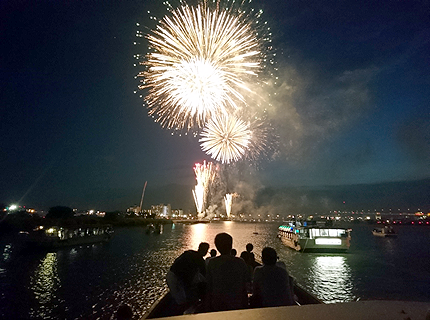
(139, 1), (263, 131)
(192, 161), (216, 218)
(200, 113), (251, 164)
(192, 184), (205, 216)
(224, 193), (238, 218)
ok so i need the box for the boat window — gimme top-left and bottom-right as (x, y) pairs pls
(329, 229), (338, 237)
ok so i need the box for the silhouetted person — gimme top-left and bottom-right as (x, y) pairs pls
(206, 248), (217, 266)
(205, 233), (251, 311)
(116, 304), (133, 320)
(246, 243), (254, 258)
(252, 247), (294, 308)
(240, 250), (253, 275)
(240, 251), (254, 293)
(167, 242), (209, 307)
(209, 249), (217, 257)
(231, 248), (237, 256)
(243, 243), (260, 269)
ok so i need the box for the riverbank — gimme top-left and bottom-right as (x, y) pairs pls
(0, 213), (173, 235)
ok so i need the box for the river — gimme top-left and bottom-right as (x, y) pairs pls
(1, 222), (429, 319)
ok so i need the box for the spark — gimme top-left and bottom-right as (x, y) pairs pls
(200, 113), (251, 164)
(192, 184), (205, 216)
(243, 116), (277, 161)
(192, 161), (216, 218)
(139, 1), (262, 130)
(224, 193), (238, 218)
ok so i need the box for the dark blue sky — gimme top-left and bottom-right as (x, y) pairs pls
(1, 0), (429, 212)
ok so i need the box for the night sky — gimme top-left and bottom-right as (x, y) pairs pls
(1, 0), (429, 213)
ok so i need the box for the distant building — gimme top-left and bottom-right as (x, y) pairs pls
(151, 204), (172, 218)
(74, 209), (105, 217)
(127, 205), (141, 215)
(171, 209), (184, 218)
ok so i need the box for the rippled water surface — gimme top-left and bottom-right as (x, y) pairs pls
(1, 222), (429, 319)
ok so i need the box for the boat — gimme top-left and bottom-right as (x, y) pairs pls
(141, 281), (323, 319)
(146, 223), (163, 234)
(139, 299), (429, 320)
(146, 224), (156, 234)
(22, 224), (113, 248)
(372, 226), (397, 237)
(277, 221), (351, 252)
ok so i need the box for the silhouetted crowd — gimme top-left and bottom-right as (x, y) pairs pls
(116, 232), (295, 319)
(167, 232), (294, 314)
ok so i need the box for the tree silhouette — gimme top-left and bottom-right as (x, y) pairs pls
(46, 206), (74, 219)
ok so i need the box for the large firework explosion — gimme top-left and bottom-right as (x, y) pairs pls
(138, 0), (265, 131)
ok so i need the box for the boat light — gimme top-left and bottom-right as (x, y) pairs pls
(315, 238), (342, 245)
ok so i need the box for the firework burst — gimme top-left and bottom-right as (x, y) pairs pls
(139, 1), (263, 130)
(200, 113), (251, 164)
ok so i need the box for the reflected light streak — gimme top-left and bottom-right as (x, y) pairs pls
(186, 223), (209, 251)
(2, 244), (12, 262)
(308, 256), (355, 303)
(29, 252), (61, 318)
(223, 220), (234, 230)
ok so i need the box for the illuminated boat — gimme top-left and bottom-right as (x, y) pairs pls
(372, 226), (397, 237)
(23, 224), (113, 248)
(278, 223), (351, 252)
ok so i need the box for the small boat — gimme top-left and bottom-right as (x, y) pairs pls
(22, 224), (113, 248)
(278, 222), (351, 252)
(141, 281), (322, 319)
(146, 224), (163, 234)
(372, 226), (397, 237)
(146, 224), (156, 234)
